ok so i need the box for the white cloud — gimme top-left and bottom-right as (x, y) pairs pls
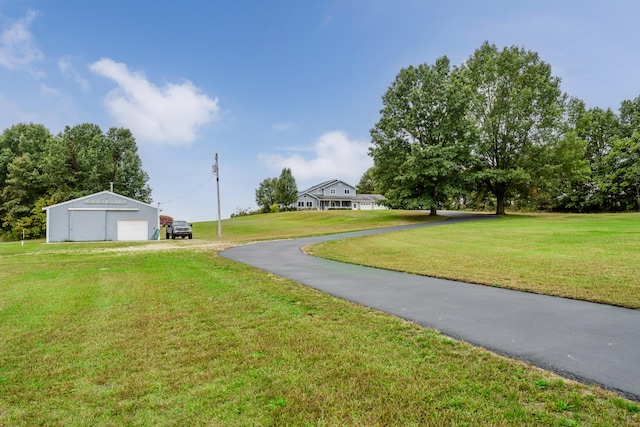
(0, 9), (44, 75)
(88, 58), (220, 145)
(58, 57), (89, 92)
(260, 130), (373, 185)
(39, 83), (61, 97)
(272, 121), (295, 131)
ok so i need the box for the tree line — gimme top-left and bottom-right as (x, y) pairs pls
(254, 168), (298, 213)
(368, 41), (640, 215)
(0, 123), (151, 239)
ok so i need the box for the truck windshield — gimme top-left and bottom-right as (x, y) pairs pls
(173, 221), (188, 226)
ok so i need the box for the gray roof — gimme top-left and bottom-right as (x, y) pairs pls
(297, 179), (386, 202)
(297, 179), (352, 196)
(42, 190), (155, 211)
(354, 194), (386, 202)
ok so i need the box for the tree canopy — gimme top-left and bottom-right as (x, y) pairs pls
(464, 42), (566, 214)
(356, 168), (377, 194)
(255, 168), (299, 213)
(370, 41), (640, 214)
(370, 56), (473, 215)
(274, 168), (298, 210)
(255, 177), (278, 213)
(0, 123), (152, 239)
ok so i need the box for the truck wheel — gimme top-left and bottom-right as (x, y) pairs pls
(188, 234), (192, 239)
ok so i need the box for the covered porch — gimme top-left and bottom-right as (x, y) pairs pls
(319, 200), (353, 210)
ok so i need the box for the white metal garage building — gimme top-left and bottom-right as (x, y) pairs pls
(43, 191), (159, 243)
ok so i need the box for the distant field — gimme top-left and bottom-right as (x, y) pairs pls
(308, 213), (640, 309)
(192, 209), (444, 241)
(0, 210), (439, 256)
(1, 241), (638, 425)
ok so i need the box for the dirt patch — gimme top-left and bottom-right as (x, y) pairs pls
(4, 241), (238, 258)
(101, 241), (236, 254)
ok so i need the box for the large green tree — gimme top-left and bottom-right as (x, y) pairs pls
(606, 132), (640, 210)
(0, 122), (152, 239)
(561, 99), (621, 211)
(370, 56), (473, 215)
(255, 177), (278, 213)
(619, 95), (640, 138)
(274, 168), (298, 210)
(536, 106), (591, 212)
(0, 124), (53, 238)
(45, 124), (151, 203)
(356, 168), (377, 194)
(613, 96), (640, 210)
(104, 127), (152, 203)
(464, 42), (566, 215)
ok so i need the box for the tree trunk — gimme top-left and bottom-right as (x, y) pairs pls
(69, 143), (78, 172)
(430, 185), (438, 216)
(495, 191), (506, 215)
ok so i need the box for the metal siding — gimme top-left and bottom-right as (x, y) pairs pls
(45, 191), (158, 242)
(47, 204), (70, 242)
(70, 210), (107, 241)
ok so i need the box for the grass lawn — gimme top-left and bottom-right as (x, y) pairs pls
(2, 210), (640, 424)
(308, 213), (640, 309)
(191, 209), (444, 242)
(1, 244), (639, 425)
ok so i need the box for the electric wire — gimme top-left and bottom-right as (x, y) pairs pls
(158, 176), (215, 206)
(264, 0), (295, 67)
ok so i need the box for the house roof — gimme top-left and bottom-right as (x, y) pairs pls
(42, 190), (156, 211)
(296, 179), (386, 202)
(354, 194), (386, 202)
(297, 179), (355, 196)
(301, 193), (386, 201)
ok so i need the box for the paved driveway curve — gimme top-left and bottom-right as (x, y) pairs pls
(220, 212), (640, 400)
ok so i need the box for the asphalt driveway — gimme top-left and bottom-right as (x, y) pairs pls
(220, 212), (640, 400)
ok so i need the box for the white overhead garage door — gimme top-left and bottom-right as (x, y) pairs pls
(117, 219), (148, 241)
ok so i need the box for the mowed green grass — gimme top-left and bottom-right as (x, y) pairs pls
(1, 246), (638, 425)
(2, 211), (640, 424)
(192, 209), (444, 242)
(309, 213), (640, 309)
(0, 210), (441, 255)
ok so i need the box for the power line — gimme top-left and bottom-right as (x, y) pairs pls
(159, 176), (215, 206)
(264, 0), (295, 67)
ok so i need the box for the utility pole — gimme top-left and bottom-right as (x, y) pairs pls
(213, 153), (222, 238)
(157, 202), (162, 240)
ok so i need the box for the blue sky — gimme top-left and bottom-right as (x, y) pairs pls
(2, 1), (639, 221)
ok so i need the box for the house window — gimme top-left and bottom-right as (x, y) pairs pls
(306, 201), (312, 207)
(344, 189), (350, 194)
(298, 201), (304, 207)
(330, 189), (336, 194)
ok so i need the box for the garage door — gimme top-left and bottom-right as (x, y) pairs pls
(117, 219), (148, 241)
(70, 210), (107, 241)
